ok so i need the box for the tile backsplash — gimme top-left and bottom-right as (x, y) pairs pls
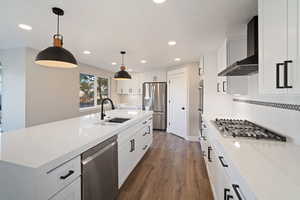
(232, 74), (300, 144)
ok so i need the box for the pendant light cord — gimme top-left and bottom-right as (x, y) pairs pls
(57, 14), (60, 35)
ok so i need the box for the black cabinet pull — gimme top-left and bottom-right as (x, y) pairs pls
(143, 145), (148, 150)
(232, 184), (242, 200)
(224, 188), (230, 200)
(227, 195), (233, 200)
(217, 83), (220, 92)
(222, 81), (227, 92)
(284, 60), (293, 88)
(130, 139), (135, 152)
(218, 156), (229, 167)
(60, 170), (74, 180)
(276, 63), (285, 89)
(208, 147), (212, 162)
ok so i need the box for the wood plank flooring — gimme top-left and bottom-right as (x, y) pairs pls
(117, 131), (214, 200)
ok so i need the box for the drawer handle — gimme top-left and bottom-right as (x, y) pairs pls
(232, 184), (242, 200)
(224, 188), (230, 200)
(208, 147), (212, 162)
(218, 156), (229, 167)
(143, 132), (148, 136)
(60, 170), (74, 180)
(142, 121), (147, 125)
(130, 139), (135, 152)
(143, 145), (148, 150)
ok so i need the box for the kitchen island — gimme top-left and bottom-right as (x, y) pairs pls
(0, 109), (153, 200)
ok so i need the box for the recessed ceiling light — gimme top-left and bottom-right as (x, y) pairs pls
(174, 58), (181, 62)
(18, 24), (32, 31)
(112, 62), (117, 65)
(153, 0), (166, 4)
(83, 50), (91, 55)
(141, 60), (147, 64)
(168, 41), (177, 46)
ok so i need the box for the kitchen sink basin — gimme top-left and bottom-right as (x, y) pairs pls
(107, 117), (130, 123)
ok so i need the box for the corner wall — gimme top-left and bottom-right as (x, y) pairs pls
(0, 48), (26, 131)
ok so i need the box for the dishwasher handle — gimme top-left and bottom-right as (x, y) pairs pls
(82, 141), (117, 165)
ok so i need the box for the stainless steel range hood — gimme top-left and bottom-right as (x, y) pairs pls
(218, 16), (258, 76)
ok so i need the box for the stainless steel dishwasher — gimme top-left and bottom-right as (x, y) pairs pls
(81, 135), (118, 200)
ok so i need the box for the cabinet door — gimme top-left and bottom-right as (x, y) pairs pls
(259, 0), (288, 94)
(217, 77), (227, 94)
(118, 137), (136, 187)
(287, 0), (300, 94)
(49, 178), (81, 200)
(217, 40), (228, 73)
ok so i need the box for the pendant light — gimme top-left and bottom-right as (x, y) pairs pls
(114, 51), (132, 80)
(35, 7), (77, 68)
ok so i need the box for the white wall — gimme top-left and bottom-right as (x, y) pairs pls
(203, 52), (233, 120)
(232, 74), (300, 144)
(0, 47), (118, 130)
(25, 48), (79, 126)
(187, 63), (201, 137)
(141, 70), (167, 83)
(0, 48), (26, 131)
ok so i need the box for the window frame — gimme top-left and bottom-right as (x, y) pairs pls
(79, 73), (111, 111)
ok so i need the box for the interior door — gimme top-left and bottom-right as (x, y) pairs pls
(168, 73), (187, 138)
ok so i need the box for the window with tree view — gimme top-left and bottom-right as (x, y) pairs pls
(79, 73), (109, 108)
(97, 77), (109, 105)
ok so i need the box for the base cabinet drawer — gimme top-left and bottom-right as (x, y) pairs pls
(49, 178), (81, 200)
(39, 156), (81, 199)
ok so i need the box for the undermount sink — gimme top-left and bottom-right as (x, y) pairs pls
(107, 117), (131, 123)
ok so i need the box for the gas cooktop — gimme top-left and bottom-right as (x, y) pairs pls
(214, 119), (286, 142)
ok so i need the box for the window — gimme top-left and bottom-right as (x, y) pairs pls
(80, 73), (110, 109)
(96, 77), (109, 105)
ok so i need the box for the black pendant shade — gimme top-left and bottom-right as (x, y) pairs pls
(35, 46), (77, 68)
(114, 51), (131, 80)
(114, 70), (132, 80)
(35, 7), (78, 68)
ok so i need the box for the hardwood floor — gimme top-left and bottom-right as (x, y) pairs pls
(117, 131), (214, 200)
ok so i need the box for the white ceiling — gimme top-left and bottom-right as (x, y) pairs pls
(0, 0), (257, 72)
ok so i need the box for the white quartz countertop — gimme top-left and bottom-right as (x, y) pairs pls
(206, 120), (300, 200)
(0, 110), (152, 170)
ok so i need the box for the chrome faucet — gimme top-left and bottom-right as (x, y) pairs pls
(100, 98), (115, 120)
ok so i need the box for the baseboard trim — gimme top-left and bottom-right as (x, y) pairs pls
(187, 136), (200, 142)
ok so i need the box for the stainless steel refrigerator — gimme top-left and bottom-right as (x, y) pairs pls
(142, 82), (167, 130)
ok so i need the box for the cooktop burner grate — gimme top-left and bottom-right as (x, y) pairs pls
(214, 119), (286, 142)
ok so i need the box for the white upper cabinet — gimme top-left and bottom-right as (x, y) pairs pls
(259, 0), (300, 94)
(217, 38), (248, 95)
(117, 73), (142, 95)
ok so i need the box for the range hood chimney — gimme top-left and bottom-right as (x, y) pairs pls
(218, 16), (258, 76)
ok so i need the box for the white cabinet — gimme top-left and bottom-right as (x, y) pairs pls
(118, 117), (153, 188)
(49, 178), (81, 200)
(200, 122), (253, 200)
(259, 0), (300, 94)
(217, 38), (248, 95)
(117, 73), (142, 95)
